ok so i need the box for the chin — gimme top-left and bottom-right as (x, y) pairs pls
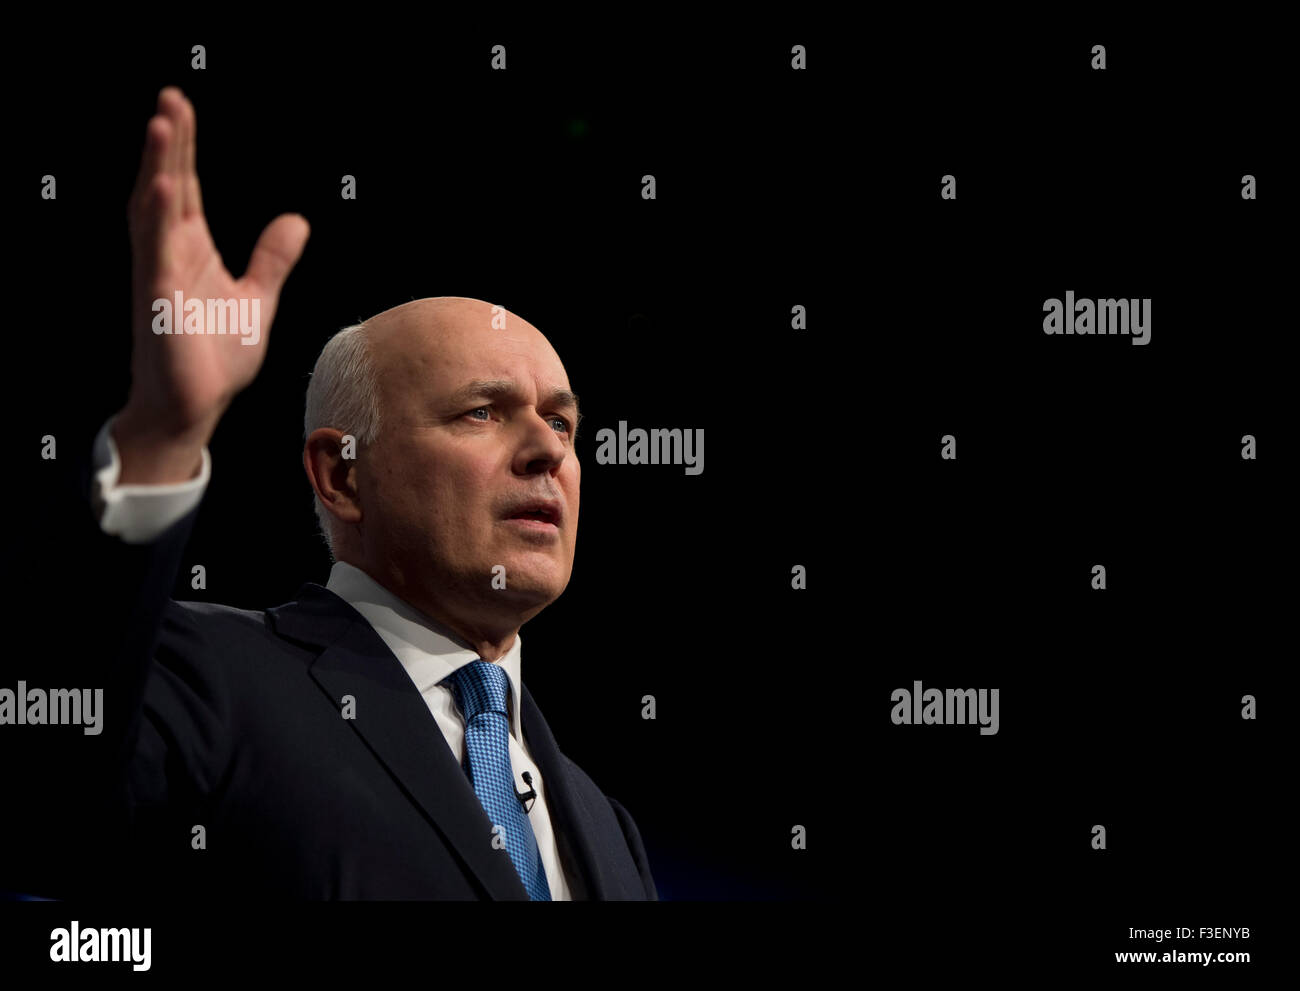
(490, 569), (562, 603)
(513, 580), (566, 606)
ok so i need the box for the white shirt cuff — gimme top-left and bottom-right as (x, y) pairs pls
(90, 415), (210, 544)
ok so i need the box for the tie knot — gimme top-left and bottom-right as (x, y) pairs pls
(442, 660), (509, 721)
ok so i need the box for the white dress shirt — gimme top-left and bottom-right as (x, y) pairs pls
(89, 415), (574, 899)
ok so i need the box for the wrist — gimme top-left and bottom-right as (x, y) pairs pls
(111, 403), (215, 484)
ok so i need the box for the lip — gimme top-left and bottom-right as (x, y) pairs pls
(502, 517), (560, 537)
(501, 498), (563, 527)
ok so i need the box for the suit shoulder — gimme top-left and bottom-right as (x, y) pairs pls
(160, 599), (283, 669)
(165, 597), (272, 636)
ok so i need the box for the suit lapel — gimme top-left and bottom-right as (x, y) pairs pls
(519, 683), (614, 900)
(267, 583), (529, 901)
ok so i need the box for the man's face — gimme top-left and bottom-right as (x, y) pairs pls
(359, 298), (580, 622)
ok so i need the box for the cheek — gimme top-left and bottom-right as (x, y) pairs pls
(433, 464), (494, 526)
(380, 451), (455, 526)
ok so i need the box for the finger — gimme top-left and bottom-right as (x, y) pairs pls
(244, 214), (311, 298)
(132, 172), (176, 287)
(180, 94), (203, 218)
(128, 113), (169, 226)
(158, 88), (184, 230)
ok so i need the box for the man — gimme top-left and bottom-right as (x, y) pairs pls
(76, 86), (656, 899)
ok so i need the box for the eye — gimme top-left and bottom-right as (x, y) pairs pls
(465, 407), (572, 435)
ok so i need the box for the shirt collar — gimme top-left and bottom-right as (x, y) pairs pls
(324, 560), (524, 742)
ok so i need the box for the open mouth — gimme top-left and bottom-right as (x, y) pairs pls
(504, 500), (561, 526)
(504, 513), (559, 534)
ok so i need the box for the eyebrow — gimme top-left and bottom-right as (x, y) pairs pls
(444, 379), (582, 423)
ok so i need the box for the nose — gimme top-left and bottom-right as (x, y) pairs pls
(513, 409), (569, 474)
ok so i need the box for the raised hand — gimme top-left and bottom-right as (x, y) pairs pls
(115, 87), (310, 483)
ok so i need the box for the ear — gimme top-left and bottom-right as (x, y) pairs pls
(303, 429), (363, 526)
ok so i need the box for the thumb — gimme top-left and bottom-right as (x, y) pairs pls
(245, 213), (311, 297)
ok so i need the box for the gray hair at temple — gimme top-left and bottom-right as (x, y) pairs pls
(303, 321), (383, 559)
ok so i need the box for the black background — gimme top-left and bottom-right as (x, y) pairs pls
(2, 16), (1289, 982)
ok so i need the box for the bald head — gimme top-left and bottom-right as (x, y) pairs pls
(363, 297), (573, 439)
(302, 295), (583, 656)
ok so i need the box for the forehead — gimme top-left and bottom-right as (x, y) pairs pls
(371, 298), (570, 403)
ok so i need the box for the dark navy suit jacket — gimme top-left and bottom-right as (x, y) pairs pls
(71, 450), (657, 901)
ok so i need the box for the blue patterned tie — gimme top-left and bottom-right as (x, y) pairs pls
(442, 660), (552, 900)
